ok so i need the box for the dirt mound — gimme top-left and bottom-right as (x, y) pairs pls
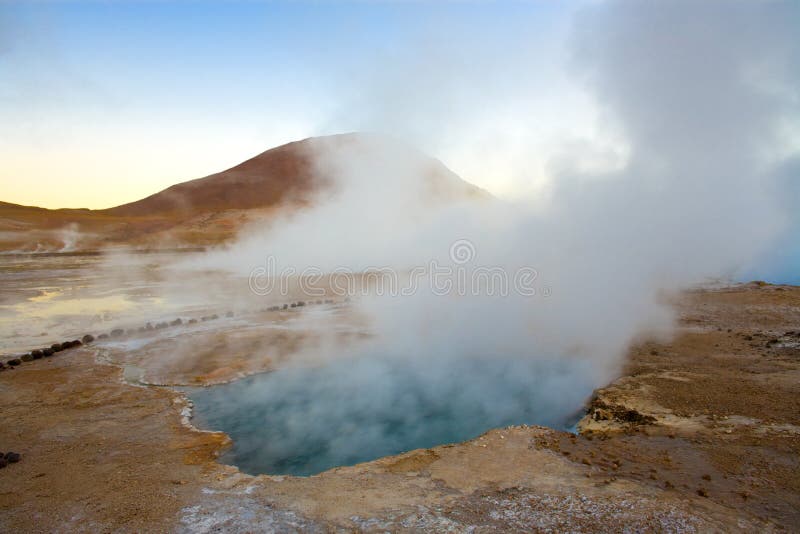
(0, 133), (485, 251)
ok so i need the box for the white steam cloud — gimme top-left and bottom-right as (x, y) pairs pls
(188, 0), (799, 471)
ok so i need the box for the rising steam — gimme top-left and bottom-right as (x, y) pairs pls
(185, 1), (799, 473)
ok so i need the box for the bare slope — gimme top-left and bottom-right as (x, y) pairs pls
(0, 133), (485, 251)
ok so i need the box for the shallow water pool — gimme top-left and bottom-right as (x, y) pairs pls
(184, 354), (590, 476)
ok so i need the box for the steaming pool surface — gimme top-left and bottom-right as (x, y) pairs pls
(185, 355), (591, 476)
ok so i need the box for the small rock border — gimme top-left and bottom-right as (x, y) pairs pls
(1, 299), (343, 372)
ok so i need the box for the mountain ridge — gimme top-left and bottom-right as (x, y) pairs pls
(0, 133), (486, 251)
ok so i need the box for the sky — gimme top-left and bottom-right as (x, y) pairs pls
(0, 0), (596, 209)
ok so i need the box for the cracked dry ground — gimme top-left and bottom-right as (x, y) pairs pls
(1, 283), (798, 532)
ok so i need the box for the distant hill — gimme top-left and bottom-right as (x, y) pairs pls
(0, 133), (487, 252)
(103, 136), (318, 218)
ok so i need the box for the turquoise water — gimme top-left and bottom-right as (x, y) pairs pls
(185, 354), (591, 476)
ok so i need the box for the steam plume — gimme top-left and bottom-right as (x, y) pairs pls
(187, 0), (799, 471)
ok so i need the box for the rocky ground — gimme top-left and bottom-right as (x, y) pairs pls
(1, 282), (798, 532)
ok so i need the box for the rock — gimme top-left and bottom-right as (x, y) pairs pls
(82, 334), (95, 344)
(170, 318), (183, 326)
(282, 304), (288, 310)
(188, 319), (197, 324)
(97, 334), (108, 340)
(42, 348), (54, 357)
(620, 409), (654, 424)
(697, 488), (708, 497)
(7, 358), (22, 366)
(588, 400), (655, 425)
(297, 301), (306, 307)
(316, 300), (323, 305)
(0, 458), (6, 468)
(21, 353), (33, 362)
(593, 408), (613, 421)
(71, 339), (82, 347)
(31, 350), (43, 359)
(290, 303), (297, 308)
(210, 314), (219, 320)
(0, 362), (6, 370)
(225, 311), (234, 318)
(111, 328), (124, 337)
(156, 322), (168, 329)
(145, 322), (154, 331)
(51, 343), (63, 352)
(4, 451), (20, 463)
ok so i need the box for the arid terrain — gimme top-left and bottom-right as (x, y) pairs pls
(1, 135), (797, 531)
(4, 0), (797, 531)
(0, 134), (486, 253)
(1, 278), (798, 532)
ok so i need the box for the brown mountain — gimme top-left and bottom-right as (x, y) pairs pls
(104, 136), (318, 218)
(0, 133), (486, 252)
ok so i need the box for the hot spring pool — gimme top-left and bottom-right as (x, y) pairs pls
(184, 355), (592, 476)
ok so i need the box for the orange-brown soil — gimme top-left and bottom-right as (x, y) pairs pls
(1, 283), (798, 532)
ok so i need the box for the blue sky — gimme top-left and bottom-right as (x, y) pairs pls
(1, 1), (585, 209)
(1, 1), (797, 284)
